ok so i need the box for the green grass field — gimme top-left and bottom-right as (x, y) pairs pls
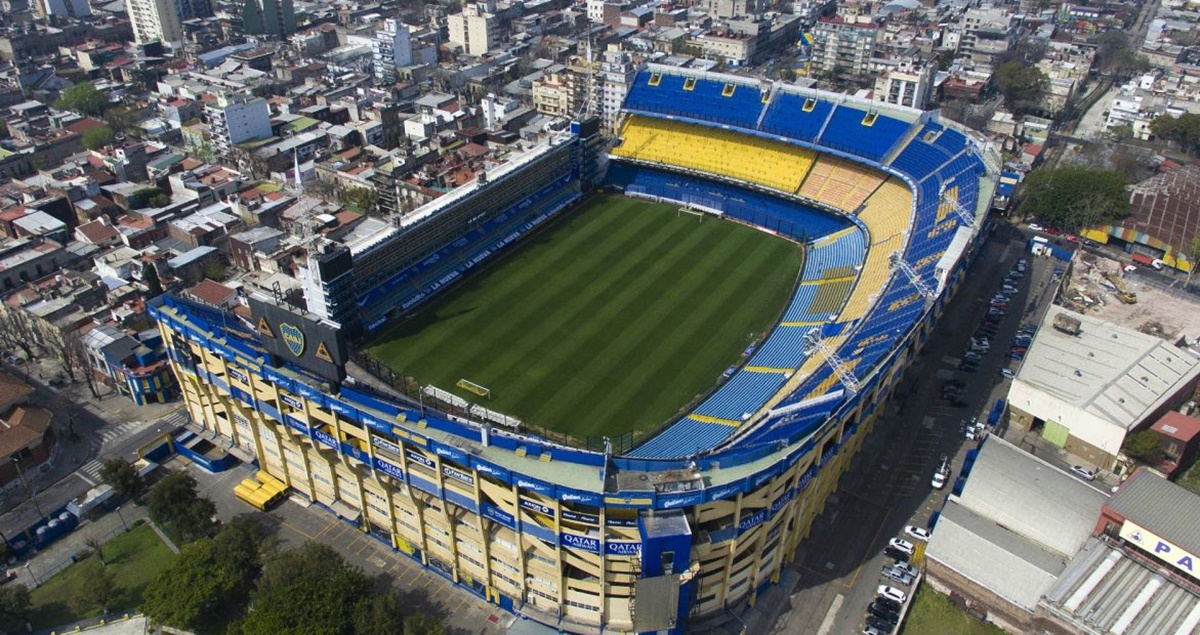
(370, 196), (802, 440)
(899, 587), (1007, 635)
(29, 523), (176, 630)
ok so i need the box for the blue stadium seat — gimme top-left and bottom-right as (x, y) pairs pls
(818, 107), (911, 163)
(693, 371), (787, 422)
(623, 70), (767, 130)
(605, 163), (852, 241)
(748, 327), (812, 369)
(760, 93), (833, 143)
(627, 417), (739, 458)
(782, 285), (820, 322)
(803, 231), (866, 279)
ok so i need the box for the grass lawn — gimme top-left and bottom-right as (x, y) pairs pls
(371, 195), (802, 441)
(899, 587), (1007, 635)
(29, 523), (176, 630)
(1177, 459), (1200, 496)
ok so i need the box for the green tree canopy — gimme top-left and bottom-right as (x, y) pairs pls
(54, 82), (109, 117)
(143, 262), (164, 299)
(1017, 166), (1130, 232)
(99, 458), (146, 501)
(148, 471), (217, 544)
(81, 125), (114, 151)
(235, 543), (397, 635)
(0, 585), (31, 635)
(141, 516), (271, 633)
(1124, 430), (1164, 461)
(1150, 112), (1200, 156)
(72, 559), (119, 614)
(995, 60), (1048, 116)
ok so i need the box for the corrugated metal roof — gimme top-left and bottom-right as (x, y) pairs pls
(1107, 469), (1200, 557)
(957, 436), (1108, 557)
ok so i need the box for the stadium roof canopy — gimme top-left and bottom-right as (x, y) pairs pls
(1013, 306), (1200, 431)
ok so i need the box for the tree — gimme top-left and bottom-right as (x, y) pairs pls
(203, 260), (228, 282)
(995, 61), (1048, 116)
(403, 613), (446, 635)
(1150, 113), (1200, 156)
(54, 83), (109, 117)
(84, 533), (106, 566)
(103, 106), (136, 135)
(1187, 235), (1200, 288)
(41, 325), (90, 386)
(0, 585), (31, 635)
(353, 592), (406, 635)
(148, 471), (217, 544)
(141, 516), (271, 633)
(0, 306), (39, 362)
(1124, 430), (1164, 461)
(73, 559), (119, 614)
(235, 542), (377, 635)
(99, 458), (146, 501)
(340, 187), (378, 214)
(143, 262), (164, 299)
(81, 125), (115, 151)
(1017, 166), (1130, 231)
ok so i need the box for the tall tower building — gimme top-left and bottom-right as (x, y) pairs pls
(242, 0), (296, 38)
(600, 45), (635, 133)
(176, 0), (212, 20)
(447, 1), (499, 57)
(126, 0), (184, 45)
(373, 19), (413, 84)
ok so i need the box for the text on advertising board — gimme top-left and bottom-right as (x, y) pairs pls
(1120, 519), (1200, 580)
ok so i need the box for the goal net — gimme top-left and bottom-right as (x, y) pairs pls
(457, 378), (492, 399)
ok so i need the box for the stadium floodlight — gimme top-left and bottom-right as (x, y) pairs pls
(889, 252), (936, 300)
(939, 187), (976, 227)
(457, 378), (492, 399)
(801, 329), (860, 395)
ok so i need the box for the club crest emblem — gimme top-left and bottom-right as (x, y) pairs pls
(280, 322), (305, 357)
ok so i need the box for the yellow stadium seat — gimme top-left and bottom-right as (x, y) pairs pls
(612, 116), (816, 194)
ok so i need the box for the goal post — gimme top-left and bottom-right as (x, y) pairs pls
(677, 205), (704, 221)
(457, 378), (492, 399)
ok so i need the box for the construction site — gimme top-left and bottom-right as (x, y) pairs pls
(1058, 250), (1200, 344)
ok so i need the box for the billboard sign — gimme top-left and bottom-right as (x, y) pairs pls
(248, 293), (346, 383)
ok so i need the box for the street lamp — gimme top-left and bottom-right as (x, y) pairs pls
(11, 457), (45, 520)
(115, 505), (128, 532)
(23, 562), (36, 587)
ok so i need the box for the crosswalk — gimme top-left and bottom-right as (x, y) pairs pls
(76, 409), (189, 486)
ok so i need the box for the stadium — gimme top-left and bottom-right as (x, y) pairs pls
(149, 64), (999, 634)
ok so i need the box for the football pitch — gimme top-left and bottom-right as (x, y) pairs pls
(369, 196), (803, 442)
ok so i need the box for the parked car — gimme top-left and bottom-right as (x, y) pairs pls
(877, 585), (908, 604)
(880, 567), (914, 586)
(1000, 368), (1016, 379)
(891, 562), (918, 578)
(904, 525), (931, 542)
(931, 471), (948, 489)
(868, 600), (901, 621)
(884, 546), (911, 562)
(866, 614), (898, 632)
(1028, 223), (1044, 232)
(862, 626), (887, 635)
(1071, 466), (1097, 481)
(5, 355), (22, 365)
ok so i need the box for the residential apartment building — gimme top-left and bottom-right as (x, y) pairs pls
(600, 45), (635, 133)
(810, 17), (877, 77)
(241, 0), (297, 38)
(126, 0), (183, 46)
(206, 93), (272, 154)
(448, 1), (500, 57)
(958, 7), (1017, 67)
(873, 58), (935, 109)
(373, 19), (413, 84)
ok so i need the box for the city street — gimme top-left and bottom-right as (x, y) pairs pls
(745, 222), (1066, 635)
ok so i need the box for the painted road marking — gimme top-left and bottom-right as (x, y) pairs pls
(815, 593), (844, 635)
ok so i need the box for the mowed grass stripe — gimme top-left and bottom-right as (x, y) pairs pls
(509, 221), (746, 431)
(603, 235), (800, 434)
(466, 205), (697, 383)
(377, 199), (635, 365)
(370, 197), (802, 439)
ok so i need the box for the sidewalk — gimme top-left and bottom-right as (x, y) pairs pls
(0, 356), (182, 539)
(11, 503), (149, 590)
